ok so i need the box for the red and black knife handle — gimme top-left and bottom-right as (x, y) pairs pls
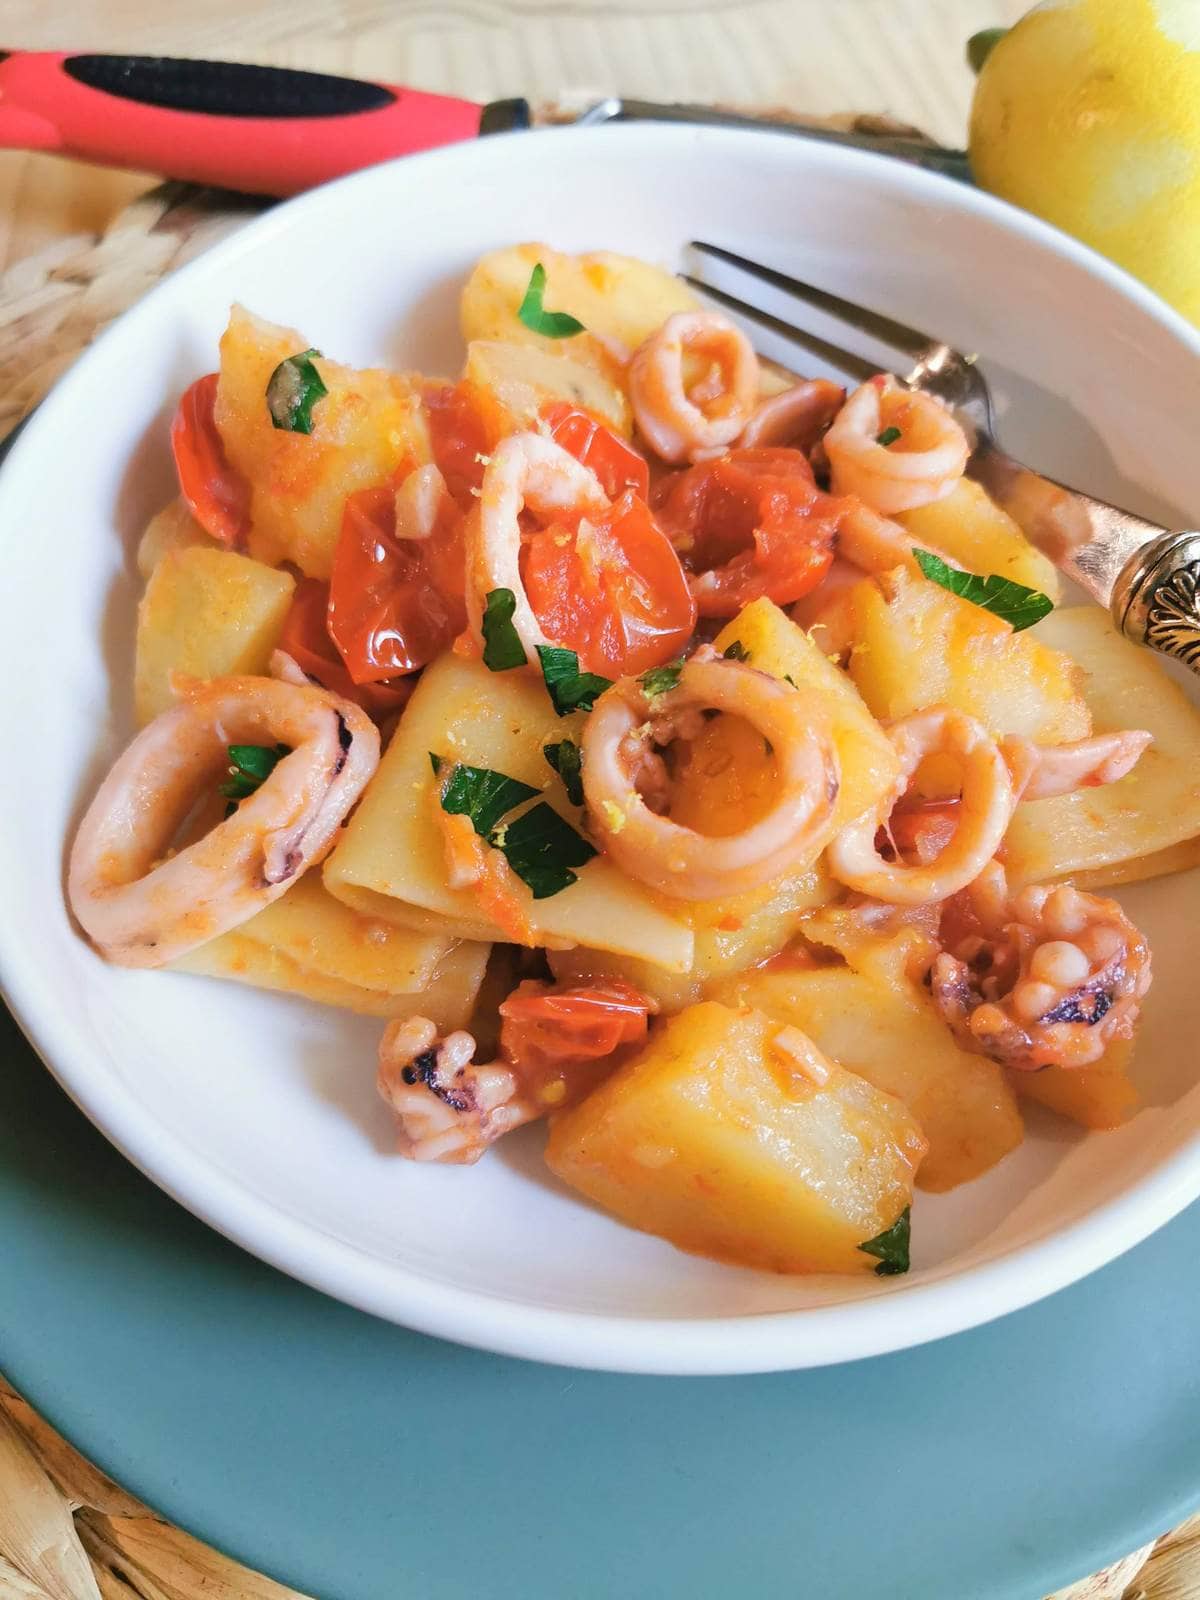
(0, 50), (529, 195)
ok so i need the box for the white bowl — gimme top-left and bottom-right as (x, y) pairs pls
(2, 123), (1199, 1376)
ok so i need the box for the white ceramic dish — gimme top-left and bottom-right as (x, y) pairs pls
(1, 123), (1199, 1376)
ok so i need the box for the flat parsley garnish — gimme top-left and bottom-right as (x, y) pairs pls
(434, 759), (539, 838)
(431, 755), (595, 899)
(638, 661), (683, 699)
(912, 548), (1053, 633)
(537, 645), (613, 716)
(860, 1207), (911, 1276)
(220, 743), (290, 817)
(480, 588), (529, 671)
(494, 802), (596, 898)
(266, 349), (328, 433)
(543, 739), (584, 807)
(517, 263), (586, 339)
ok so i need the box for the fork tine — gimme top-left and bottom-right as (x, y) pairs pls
(679, 274), (879, 384)
(690, 240), (936, 362)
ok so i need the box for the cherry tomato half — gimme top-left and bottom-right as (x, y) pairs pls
(499, 980), (651, 1106)
(522, 489), (697, 678)
(423, 380), (492, 508)
(328, 485), (467, 684)
(653, 446), (842, 616)
(169, 372), (251, 547)
(278, 578), (412, 715)
(543, 401), (650, 501)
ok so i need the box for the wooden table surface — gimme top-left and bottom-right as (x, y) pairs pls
(0, 0), (1029, 267)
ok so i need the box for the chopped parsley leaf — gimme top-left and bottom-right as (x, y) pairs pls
(544, 739), (584, 807)
(481, 588), (529, 671)
(435, 760), (539, 839)
(491, 801), (596, 898)
(220, 743), (289, 804)
(912, 548), (1053, 633)
(266, 349), (328, 433)
(516, 263), (586, 339)
(860, 1207), (911, 1276)
(220, 742), (290, 817)
(638, 661), (684, 699)
(431, 757), (594, 899)
(722, 640), (751, 662)
(536, 645), (613, 716)
(876, 425), (902, 447)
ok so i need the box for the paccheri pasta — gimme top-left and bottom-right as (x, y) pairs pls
(66, 243), (1200, 1278)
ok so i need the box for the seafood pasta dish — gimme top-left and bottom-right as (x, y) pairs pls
(67, 244), (1200, 1279)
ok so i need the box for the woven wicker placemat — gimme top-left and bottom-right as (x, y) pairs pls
(0, 123), (1195, 1600)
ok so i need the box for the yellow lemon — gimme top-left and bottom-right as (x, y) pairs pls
(969, 0), (1200, 323)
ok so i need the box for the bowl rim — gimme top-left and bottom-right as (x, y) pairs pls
(3, 119), (1200, 1376)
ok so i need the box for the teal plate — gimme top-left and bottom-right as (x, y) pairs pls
(2, 1001), (1197, 1600)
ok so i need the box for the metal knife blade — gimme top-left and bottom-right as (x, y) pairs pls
(573, 97), (971, 183)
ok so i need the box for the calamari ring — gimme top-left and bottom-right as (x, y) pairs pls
(737, 378), (845, 451)
(835, 500), (961, 578)
(824, 376), (969, 515)
(582, 647), (839, 900)
(466, 430), (608, 660)
(629, 311), (759, 465)
(68, 675), (379, 968)
(827, 708), (1017, 905)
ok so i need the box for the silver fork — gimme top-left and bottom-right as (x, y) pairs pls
(686, 241), (1200, 678)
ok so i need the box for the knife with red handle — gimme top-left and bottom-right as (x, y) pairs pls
(0, 50), (531, 195)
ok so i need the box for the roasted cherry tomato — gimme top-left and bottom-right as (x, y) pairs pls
(423, 380), (492, 508)
(653, 446), (842, 616)
(169, 372), (251, 547)
(328, 485), (466, 684)
(542, 401), (650, 501)
(522, 489), (696, 678)
(499, 980), (651, 1107)
(278, 578), (412, 715)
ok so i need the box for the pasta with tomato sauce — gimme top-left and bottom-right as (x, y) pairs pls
(67, 242), (1200, 1279)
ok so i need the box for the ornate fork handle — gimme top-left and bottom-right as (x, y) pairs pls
(1114, 533), (1200, 670)
(966, 440), (1200, 676)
